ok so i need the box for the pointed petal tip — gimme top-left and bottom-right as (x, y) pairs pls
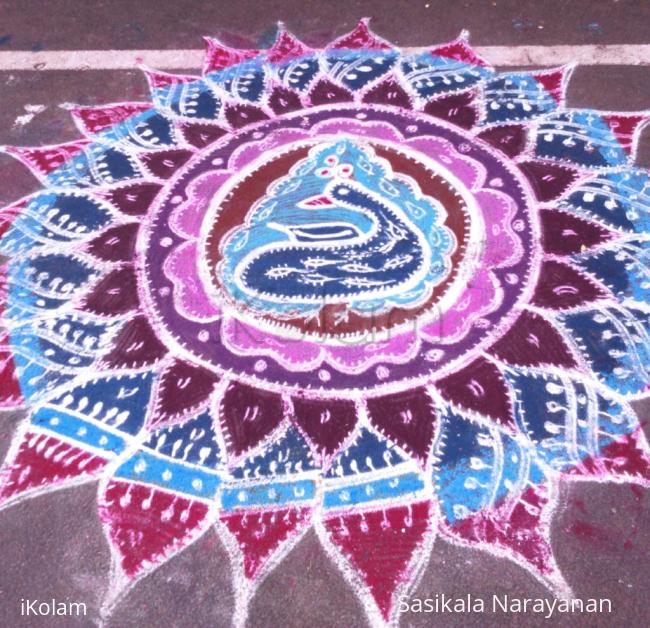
(142, 66), (198, 88)
(1, 140), (92, 179)
(328, 17), (393, 50)
(430, 36), (491, 68)
(202, 37), (259, 74)
(531, 64), (575, 104)
(602, 111), (650, 154)
(100, 479), (211, 582)
(267, 27), (312, 63)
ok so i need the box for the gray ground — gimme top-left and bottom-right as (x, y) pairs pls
(1, 1), (650, 626)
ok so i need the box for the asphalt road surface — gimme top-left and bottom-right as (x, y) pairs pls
(1, 1), (649, 626)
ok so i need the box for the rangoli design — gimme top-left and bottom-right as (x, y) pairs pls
(1, 19), (650, 626)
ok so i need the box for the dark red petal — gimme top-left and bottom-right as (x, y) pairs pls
(476, 124), (528, 158)
(430, 37), (490, 68)
(445, 485), (554, 576)
(99, 480), (209, 578)
(602, 114), (650, 154)
(540, 208), (613, 255)
(83, 266), (140, 316)
(202, 38), (259, 74)
(0, 200), (23, 240)
(423, 89), (479, 129)
(518, 160), (580, 202)
(435, 357), (515, 429)
(329, 18), (392, 51)
(149, 359), (220, 429)
(218, 381), (285, 457)
(143, 68), (197, 89)
(224, 103), (270, 129)
(220, 507), (311, 580)
(291, 395), (357, 464)
(489, 310), (577, 368)
(269, 86), (303, 114)
(4, 140), (91, 178)
(70, 103), (152, 134)
(365, 388), (436, 464)
(102, 315), (167, 369)
(567, 430), (650, 484)
(86, 223), (139, 262)
(309, 79), (353, 106)
(179, 122), (229, 149)
(0, 334), (22, 408)
(324, 501), (431, 621)
(140, 149), (194, 179)
(105, 182), (162, 216)
(267, 31), (311, 64)
(532, 260), (609, 309)
(0, 432), (106, 504)
(531, 66), (570, 104)
(363, 78), (411, 109)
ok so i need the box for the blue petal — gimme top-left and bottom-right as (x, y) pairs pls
(507, 369), (641, 470)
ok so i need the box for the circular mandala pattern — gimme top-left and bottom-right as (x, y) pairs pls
(144, 105), (535, 391)
(1, 21), (650, 628)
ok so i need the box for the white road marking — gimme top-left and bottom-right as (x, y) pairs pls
(0, 45), (649, 71)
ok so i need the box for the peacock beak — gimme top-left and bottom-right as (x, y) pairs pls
(298, 194), (335, 208)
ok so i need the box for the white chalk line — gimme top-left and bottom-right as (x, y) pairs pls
(0, 45), (649, 71)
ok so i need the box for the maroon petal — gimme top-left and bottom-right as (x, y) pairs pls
(532, 260), (609, 309)
(143, 68), (197, 89)
(267, 30), (312, 64)
(328, 18), (392, 51)
(83, 266), (140, 316)
(70, 103), (152, 135)
(203, 38), (259, 74)
(518, 160), (579, 202)
(140, 149), (194, 179)
(224, 103), (269, 129)
(540, 208), (614, 255)
(218, 381), (285, 458)
(435, 357), (515, 429)
(489, 310), (577, 369)
(102, 315), (167, 369)
(105, 182), (162, 216)
(99, 480), (209, 579)
(602, 113), (650, 154)
(269, 86), (303, 115)
(86, 223), (139, 262)
(531, 66), (570, 104)
(220, 507), (311, 580)
(0, 432), (106, 504)
(308, 79), (353, 106)
(149, 359), (220, 429)
(444, 485), (556, 577)
(423, 89), (479, 130)
(323, 501), (431, 622)
(365, 388), (436, 464)
(0, 333), (22, 408)
(4, 140), (91, 179)
(291, 395), (357, 464)
(363, 77), (411, 109)
(430, 37), (490, 68)
(567, 430), (650, 484)
(477, 124), (528, 158)
(179, 122), (229, 148)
